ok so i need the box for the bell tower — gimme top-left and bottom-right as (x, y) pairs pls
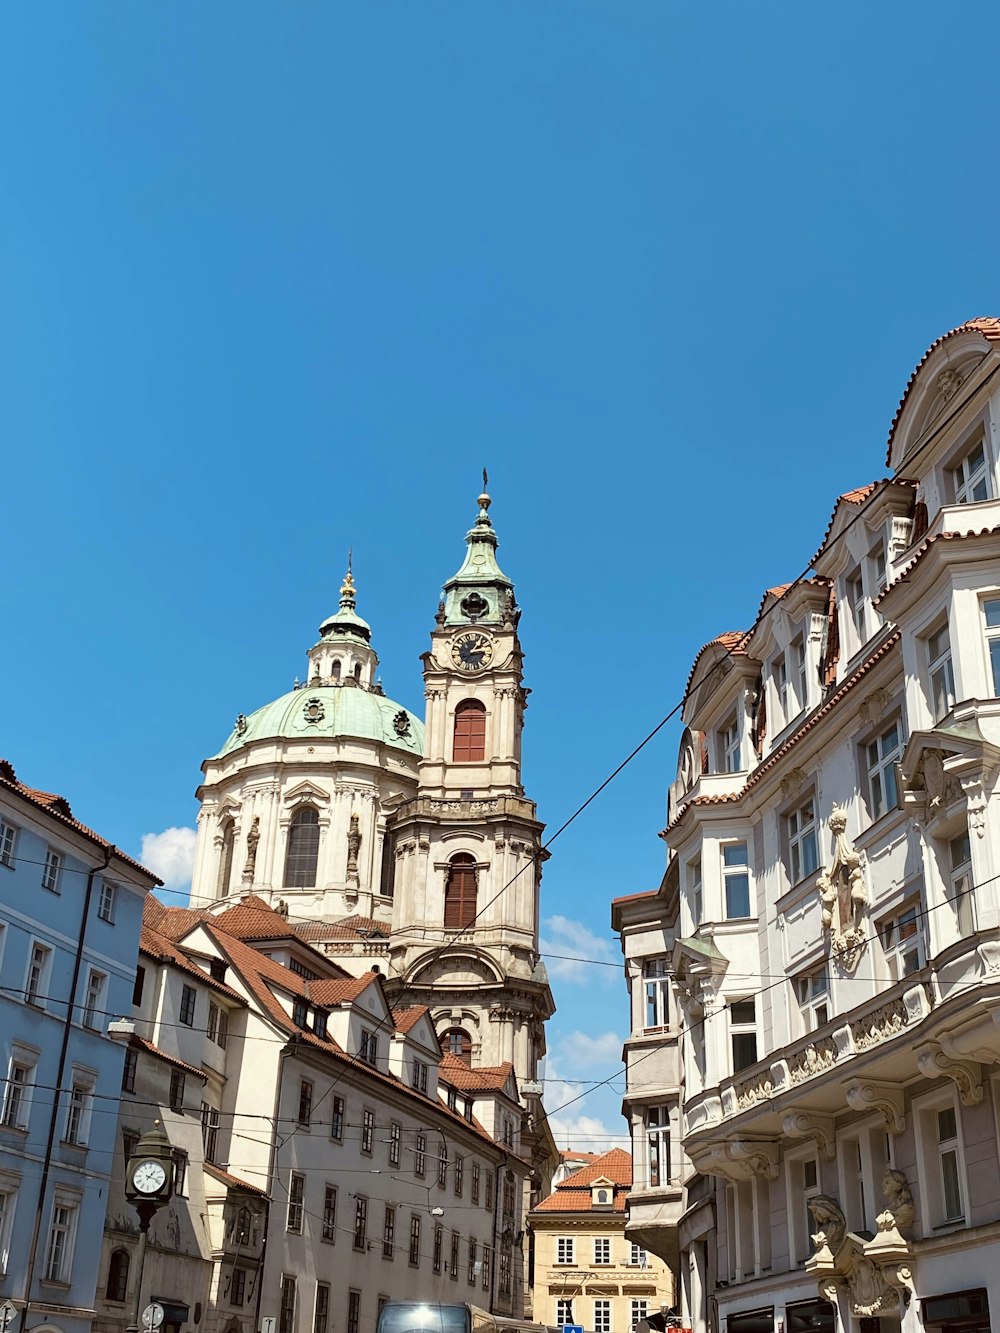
(386, 477), (554, 1083)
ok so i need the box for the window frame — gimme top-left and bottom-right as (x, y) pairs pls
(642, 957), (670, 1030)
(793, 964), (830, 1032)
(555, 1236), (574, 1265)
(947, 828), (976, 938)
(729, 997), (758, 1074)
(785, 794), (819, 886)
(44, 1194), (79, 1284)
(361, 1107), (375, 1155)
(646, 1104), (669, 1188)
(322, 1185), (337, 1242)
(593, 1236), (611, 1265)
(179, 983), (197, 1027)
(950, 430), (992, 504)
(82, 969), (106, 1029)
(878, 894), (925, 981)
(864, 717), (903, 821)
(25, 941), (52, 1009)
(722, 840), (752, 919)
(0, 820), (18, 869)
(408, 1213), (421, 1267)
(718, 713), (740, 774)
(330, 1095), (345, 1142)
(925, 621), (956, 721)
(41, 847), (62, 894)
(1, 1052), (36, 1130)
(98, 879), (117, 923)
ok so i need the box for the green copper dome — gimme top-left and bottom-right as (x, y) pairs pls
(215, 684), (424, 760)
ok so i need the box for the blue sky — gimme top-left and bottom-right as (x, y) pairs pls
(3, 3), (1000, 1148)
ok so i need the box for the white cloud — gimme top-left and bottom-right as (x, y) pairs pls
(539, 914), (617, 982)
(546, 1112), (629, 1154)
(554, 1029), (624, 1071)
(140, 827), (198, 889)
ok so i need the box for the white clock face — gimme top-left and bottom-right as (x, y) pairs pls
(450, 631), (494, 672)
(132, 1159), (167, 1194)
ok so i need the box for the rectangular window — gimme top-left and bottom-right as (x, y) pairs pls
(313, 1008), (328, 1039)
(437, 1142), (448, 1188)
(949, 831), (976, 937)
(41, 848), (62, 893)
(433, 1224), (443, 1274)
(361, 1108), (374, 1155)
(630, 1300), (648, 1331)
(415, 1132), (426, 1178)
(593, 1301), (611, 1333)
(25, 943), (51, 1007)
(173, 1150), (188, 1196)
(412, 1060), (427, 1093)
(485, 1172), (494, 1212)
(866, 719), (903, 819)
(98, 880), (117, 922)
(122, 1047), (138, 1093)
(353, 1195), (368, 1250)
(794, 965), (830, 1031)
(556, 1301), (574, 1328)
(65, 1080), (90, 1146)
(720, 715), (740, 773)
(279, 1277), (296, 1333)
(730, 998), (758, 1073)
(0, 1186), (16, 1276)
(208, 1002), (229, 1049)
(868, 541), (888, 597)
(481, 1245), (491, 1291)
(408, 1214), (420, 1266)
(297, 1080), (313, 1128)
(471, 1162), (480, 1203)
(786, 796), (818, 884)
(286, 1173), (304, 1232)
(556, 1236), (574, 1264)
(0, 821), (17, 868)
(330, 1095), (345, 1141)
(937, 1104), (964, 1221)
(689, 856), (703, 927)
(723, 841), (752, 918)
(467, 1237), (477, 1285)
(927, 623), (956, 720)
(643, 957), (670, 1029)
(322, 1185), (337, 1242)
(793, 635), (808, 713)
(449, 1231), (459, 1281)
(847, 565), (866, 639)
(314, 1283), (330, 1333)
(44, 1200), (77, 1282)
(774, 656), (789, 723)
(360, 1030), (377, 1066)
(347, 1291), (360, 1333)
(952, 435), (992, 504)
(169, 1069), (185, 1112)
(82, 969), (105, 1028)
(454, 1155), (464, 1197)
(879, 897), (924, 980)
(292, 999), (309, 1028)
(132, 965), (145, 1007)
(594, 1236), (611, 1264)
(230, 1267), (247, 1308)
(201, 1103), (220, 1163)
(382, 1204), (395, 1259)
(179, 984), (196, 1027)
(629, 1243), (647, 1266)
(647, 1105), (669, 1188)
(984, 596), (1000, 696)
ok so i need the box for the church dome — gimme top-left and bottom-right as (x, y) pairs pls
(214, 683), (424, 760)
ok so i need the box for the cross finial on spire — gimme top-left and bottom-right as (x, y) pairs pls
(477, 469), (492, 527)
(340, 551), (357, 609)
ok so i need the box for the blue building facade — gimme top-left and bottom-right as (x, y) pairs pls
(0, 760), (159, 1333)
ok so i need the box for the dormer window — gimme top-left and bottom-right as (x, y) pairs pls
(591, 1182), (613, 1210)
(774, 656), (789, 722)
(292, 999), (308, 1029)
(792, 635), (807, 714)
(719, 715), (740, 773)
(360, 1030), (378, 1067)
(868, 541), (888, 597)
(951, 434), (991, 504)
(847, 565), (865, 638)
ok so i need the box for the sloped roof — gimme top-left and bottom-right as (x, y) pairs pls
(532, 1148), (632, 1214)
(392, 1005), (432, 1035)
(130, 1034), (207, 1080)
(310, 974), (379, 1006)
(139, 923), (247, 1003)
(204, 1162), (269, 1198)
(213, 895), (299, 940)
(439, 1055), (515, 1092)
(876, 521), (1000, 604)
(682, 631), (750, 700)
(294, 914), (389, 942)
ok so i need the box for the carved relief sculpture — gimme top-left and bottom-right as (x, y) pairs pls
(242, 817), (260, 883)
(346, 812), (362, 890)
(817, 805), (868, 971)
(807, 1194), (847, 1266)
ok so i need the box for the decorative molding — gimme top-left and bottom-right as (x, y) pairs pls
(851, 997), (907, 1051)
(733, 1069), (774, 1111)
(782, 1110), (835, 1160)
(858, 687), (892, 726)
(937, 366), (963, 400)
(844, 1079), (905, 1134)
(780, 767), (806, 799)
(915, 1042), (984, 1105)
(788, 1038), (837, 1084)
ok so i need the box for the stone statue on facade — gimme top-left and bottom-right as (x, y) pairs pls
(242, 817), (260, 884)
(817, 805), (868, 971)
(346, 812), (362, 891)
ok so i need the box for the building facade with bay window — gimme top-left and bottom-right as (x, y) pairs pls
(614, 319), (1000, 1333)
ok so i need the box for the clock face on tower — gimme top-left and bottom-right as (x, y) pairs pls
(450, 631), (494, 672)
(131, 1159), (167, 1194)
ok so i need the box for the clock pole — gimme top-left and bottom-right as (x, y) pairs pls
(124, 1122), (175, 1333)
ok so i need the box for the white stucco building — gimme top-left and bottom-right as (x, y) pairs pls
(614, 319), (1000, 1333)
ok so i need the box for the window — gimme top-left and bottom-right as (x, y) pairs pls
(169, 1069), (185, 1112)
(730, 998), (758, 1073)
(481, 1245), (491, 1291)
(447, 1087), (458, 1112)
(471, 1162), (480, 1202)
(984, 597), (1000, 697)
(868, 541), (887, 597)
(647, 1105), (669, 1187)
(218, 820), (236, 898)
(132, 966), (145, 1007)
(122, 1129), (139, 1166)
(444, 854), (477, 929)
(720, 715), (740, 773)
(952, 435), (992, 503)
(556, 1302), (574, 1328)
(313, 1282), (329, 1333)
(723, 841), (752, 918)
(0, 821), (17, 868)
(437, 1142), (448, 1187)
(389, 1121), (401, 1167)
(443, 1028), (472, 1063)
(97, 879), (117, 922)
(208, 1002), (229, 1049)
(643, 957), (670, 1029)
(330, 1095), (345, 1141)
(464, 1097), (474, 1122)
(179, 984), (196, 1027)
(361, 1108), (375, 1155)
(42, 848), (62, 893)
(485, 1172), (494, 1211)
(449, 1231), (459, 1281)
(82, 969), (105, 1028)
(847, 565), (865, 639)
(927, 623), (956, 720)
(415, 1132), (426, 1177)
(360, 1029), (378, 1066)
(630, 1301), (648, 1331)
(467, 1237), (477, 1285)
(297, 1080), (313, 1128)
(866, 719), (902, 819)
(593, 1301), (611, 1333)
(433, 1224), (443, 1273)
(454, 1155), (464, 1197)
(774, 656), (789, 724)
(353, 1195), (368, 1250)
(382, 1204), (395, 1259)
(919, 1100), (967, 1225)
(65, 1078), (91, 1146)
(106, 1247), (129, 1302)
(231, 1268), (247, 1308)
(879, 896), (924, 980)
(286, 1173), (305, 1232)
(201, 1103), (220, 1163)
(453, 699), (487, 762)
(172, 1150), (188, 1196)
(347, 1290), (361, 1333)
(788, 1155), (820, 1261)
(412, 1060), (427, 1093)
(786, 795), (818, 883)
(285, 806), (320, 888)
(503, 1115), (514, 1147)
(594, 1236), (611, 1264)
(322, 1185), (337, 1242)
(408, 1214), (420, 1266)
(233, 1206), (253, 1246)
(629, 1243), (647, 1266)
(279, 1276), (296, 1333)
(556, 1236), (574, 1264)
(45, 1198), (77, 1282)
(948, 830), (976, 937)
(792, 635), (808, 713)
(794, 966), (830, 1031)
(25, 943), (51, 1007)
(122, 1047), (138, 1093)
(689, 857), (703, 926)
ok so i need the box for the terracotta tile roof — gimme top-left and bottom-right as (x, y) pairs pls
(560, 1150), (598, 1163)
(533, 1149), (633, 1213)
(876, 522), (1000, 605)
(751, 576), (829, 628)
(204, 1162), (269, 1198)
(683, 631), (750, 699)
(0, 760), (161, 883)
(130, 1034), (207, 1081)
(308, 915), (389, 941)
(213, 896), (299, 940)
(139, 923), (247, 1003)
(887, 317), (1000, 465)
(439, 1055), (515, 1092)
(610, 889), (659, 906)
(392, 1005), (431, 1035)
(667, 630), (902, 834)
(310, 974), (378, 1006)
(809, 479), (918, 569)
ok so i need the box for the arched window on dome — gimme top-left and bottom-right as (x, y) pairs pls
(453, 700), (486, 763)
(332, 659), (342, 680)
(354, 662), (362, 681)
(444, 853), (477, 929)
(217, 820), (235, 899)
(106, 1248), (129, 1303)
(442, 1028), (472, 1065)
(284, 807), (320, 888)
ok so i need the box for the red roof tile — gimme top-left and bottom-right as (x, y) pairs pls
(213, 896), (299, 940)
(139, 923), (247, 1003)
(609, 889), (659, 906)
(683, 631), (750, 699)
(392, 1005), (431, 1035)
(204, 1162), (269, 1197)
(876, 522), (1000, 604)
(310, 974), (378, 1006)
(439, 1055), (515, 1092)
(532, 1149), (633, 1213)
(130, 1034), (207, 1081)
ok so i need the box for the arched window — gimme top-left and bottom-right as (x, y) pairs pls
(353, 662), (362, 681)
(106, 1248), (130, 1302)
(233, 1206), (252, 1246)
(444, 853), (477, 929)
(284, 807), (320, 887)
(442, 1028), (472, 1064)
(217, 820), (235, 899)
(332, 659), (342, 680)
(453, 700), (486, 763)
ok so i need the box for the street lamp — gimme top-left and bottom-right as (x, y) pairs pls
(124, 1121), (175, 1333)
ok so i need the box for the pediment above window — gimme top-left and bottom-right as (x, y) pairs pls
(281, 780), (330, 808)
(899, 709), (1000, 835)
